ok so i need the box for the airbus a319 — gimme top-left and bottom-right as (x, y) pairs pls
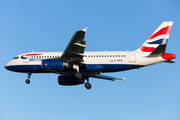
(5, 21), (176, 89)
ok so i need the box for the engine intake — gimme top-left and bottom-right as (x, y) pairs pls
(41, 59), (68, 70)
(58, 75), (84, 85)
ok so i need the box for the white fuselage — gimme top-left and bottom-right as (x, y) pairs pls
(5, 51), (166, 73)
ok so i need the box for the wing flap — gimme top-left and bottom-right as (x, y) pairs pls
(90, 74), (125, 82)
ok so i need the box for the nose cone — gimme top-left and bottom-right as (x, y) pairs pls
(5, 60), (22, 72)
(5, 62), (10, 70)
(5, 61), (14, 71)
(5, 64), (7, 69)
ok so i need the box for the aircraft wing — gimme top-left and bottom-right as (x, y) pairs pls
(90, 74), (125, 82)
(61, 27), (88, 63)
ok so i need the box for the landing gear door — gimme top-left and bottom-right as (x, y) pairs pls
(129, 52), (136, 63)
(23, 57), (29, 63)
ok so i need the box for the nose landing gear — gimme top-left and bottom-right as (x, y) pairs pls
(25, 79), (30, 84)
(25, 72), (31, 84)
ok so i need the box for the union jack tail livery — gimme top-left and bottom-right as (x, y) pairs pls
(136, 21), (173, 57)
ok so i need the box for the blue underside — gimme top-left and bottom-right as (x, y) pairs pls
(5, 64), (144, 73)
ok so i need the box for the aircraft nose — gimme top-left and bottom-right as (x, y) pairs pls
(5, 63), (9, 70)
(5, 61), (12, 71)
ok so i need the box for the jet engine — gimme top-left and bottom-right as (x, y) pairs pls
(58, 75), (84, 85)
(41, 59), (68, 70)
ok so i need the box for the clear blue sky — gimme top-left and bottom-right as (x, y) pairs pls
(1, 0), (180, 120)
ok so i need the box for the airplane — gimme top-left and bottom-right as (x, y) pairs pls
(5, 21), (176, 89)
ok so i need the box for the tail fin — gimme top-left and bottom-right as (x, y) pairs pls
(136, 21), (173, 56)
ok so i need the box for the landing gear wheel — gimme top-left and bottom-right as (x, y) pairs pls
(25, 79), (30, 84)
(25, 72), (31, 84)
(85, 82), (92, 90)
(75, 72), (82, 79)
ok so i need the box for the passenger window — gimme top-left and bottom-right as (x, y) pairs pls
(124, 55), (126, 57)
(121, 55), (123, 57)
(119, 55), (120, 57)
(107, 55), (109, 57)
(105, 55), (106, 57)
(96, 55), (98, 57)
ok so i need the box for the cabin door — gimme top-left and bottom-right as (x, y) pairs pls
(129, 52), (136, 63)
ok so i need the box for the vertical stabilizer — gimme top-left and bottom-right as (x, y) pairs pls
(136, 21), (173, 56)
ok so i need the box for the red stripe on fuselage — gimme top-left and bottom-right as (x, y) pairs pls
(140, 46), (156, 52)
(22, 53), (43, 57)
(148, 26), (172, 40)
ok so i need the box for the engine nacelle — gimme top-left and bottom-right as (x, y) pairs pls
(41, 59), (68, 70)
(58, 75), (84, 86)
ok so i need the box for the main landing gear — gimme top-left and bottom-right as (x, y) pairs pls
(25, 72), (31, 84)
(74, 64), (82, 80)
(75, 72), (82, 79)
(75, 72), (92, 90)
(84, 78), (92, 90)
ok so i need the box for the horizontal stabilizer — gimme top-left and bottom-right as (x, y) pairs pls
(164, 60), (175, 63)
(148, 44), (166, 57)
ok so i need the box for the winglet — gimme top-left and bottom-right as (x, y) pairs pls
(82, 27), (88, 33)
(121, 77), (126, 82)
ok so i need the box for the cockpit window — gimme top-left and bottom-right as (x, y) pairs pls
(13, 56), (19, 59)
